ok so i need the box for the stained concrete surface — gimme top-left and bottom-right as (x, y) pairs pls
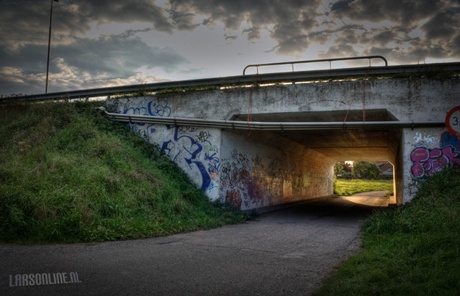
(0, 195), (387, 296)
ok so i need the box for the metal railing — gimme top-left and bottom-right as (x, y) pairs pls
(242, 56), (388, 75)
(1, 60), (459, 105)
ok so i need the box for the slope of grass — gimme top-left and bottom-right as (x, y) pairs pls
(0, 102), (246, 244)
(315, 168), (460, 295)
(334, 179), (393, 196)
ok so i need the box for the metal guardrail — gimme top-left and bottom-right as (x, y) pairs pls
(242, 56), (388, 75)
(98, 107), (445, 131)
(1, 61), (459, 104)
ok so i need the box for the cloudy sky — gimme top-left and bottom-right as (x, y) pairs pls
(1, 0), (459, 96)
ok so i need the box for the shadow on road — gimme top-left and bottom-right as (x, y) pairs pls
(260, 192), (389, 223)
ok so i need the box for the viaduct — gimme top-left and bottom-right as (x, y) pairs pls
(5, 57), (460, 211)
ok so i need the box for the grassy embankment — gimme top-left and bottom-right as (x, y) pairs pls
(0, 102), (247, 244)
(334, 179), (393, 196)
(315, 168), (460, 295)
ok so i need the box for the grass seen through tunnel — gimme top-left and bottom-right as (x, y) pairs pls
(334, 179), (393, 196)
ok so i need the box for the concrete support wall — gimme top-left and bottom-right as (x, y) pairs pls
(220, 131), (335, 211)
(402, 127), (460, 202)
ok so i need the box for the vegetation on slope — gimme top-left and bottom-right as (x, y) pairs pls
(0, 102), (246, 244)
(315, 168), (460, 295)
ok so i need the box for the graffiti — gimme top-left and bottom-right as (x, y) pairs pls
(413, 132), (437, 146)
(205, 152), (220, 177)
(410, 132), (460, 179)
(179, 126), (198, 133)
(196, 131), (211, 142)
(123, 98), (171, 117)
(247, 179), (264, 203)
(220, 150), (252, 208)
(440, 131), (459, 148)
(148, 100), (171, 117)
(120, 97), (219, 194)
(220, 149), (282, 209)
(207, 182), (217, 194)
(226, 189), (242, 208)
(410, 146), (459, 179)
(161, 125), (213, 191)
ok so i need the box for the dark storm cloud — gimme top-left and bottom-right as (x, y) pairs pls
(1, 0), (459, 95)
(328, 0), (460, 62)
(270, 22), (309, 54)
(373, 31), (395, 47)
(79, 0), (172, 31)
(0, 0), (173, 51)
(168, 0), (460, 62)
(421, 7), (460, 40)
(168, 0), (322, 54)
(330, 0), (354, 12)
(331, 0), (443, 26)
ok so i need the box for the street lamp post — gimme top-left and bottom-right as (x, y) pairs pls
(45, 0), (58, 94)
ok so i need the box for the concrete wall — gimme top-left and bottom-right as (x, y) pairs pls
(402, 127), (460, 202)
(220, 131), (335, 211)
(106, 76), (459, 208)
(106, 95), (336, 211)
(123, 78), (459, 124)
(107, 97), (223, 201)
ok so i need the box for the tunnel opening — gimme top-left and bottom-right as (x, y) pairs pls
(333, 160), (394, 207)
(224, 109), (401, 211)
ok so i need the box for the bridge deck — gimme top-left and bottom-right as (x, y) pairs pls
(1, 62), (459, 104)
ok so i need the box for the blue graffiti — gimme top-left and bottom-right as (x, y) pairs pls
(123, 99), (171, 117)
(148, 101), (171, 117)
(124, 105), (148, 116)
(205, 152), (220, 175)
(440, 131), (459, 149)
(207, 182), (217, 193)
(161, 126), (211, 191)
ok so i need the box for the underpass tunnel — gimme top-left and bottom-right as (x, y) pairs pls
(222, 109), (401, 211)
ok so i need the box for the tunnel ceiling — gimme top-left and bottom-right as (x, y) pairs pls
(231, 109), (400, 161)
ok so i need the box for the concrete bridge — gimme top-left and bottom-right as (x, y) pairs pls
(95, 60), (459, 211)
(7, 58), (457, 211)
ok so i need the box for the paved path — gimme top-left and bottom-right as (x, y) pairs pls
(0, 196), (385, 296)
(341, 190), (391, 207)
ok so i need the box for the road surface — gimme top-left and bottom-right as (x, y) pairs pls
(1, 195), (388, 296)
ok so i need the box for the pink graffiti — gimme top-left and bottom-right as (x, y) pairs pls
(411, 146), (460, 179)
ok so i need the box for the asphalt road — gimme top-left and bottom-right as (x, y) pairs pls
(1, 195), (387, 296)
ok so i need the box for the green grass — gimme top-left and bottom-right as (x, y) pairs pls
(314, 168), (460, 295)
(0, 102), (247, 244)
(334, 179), (393, 196)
